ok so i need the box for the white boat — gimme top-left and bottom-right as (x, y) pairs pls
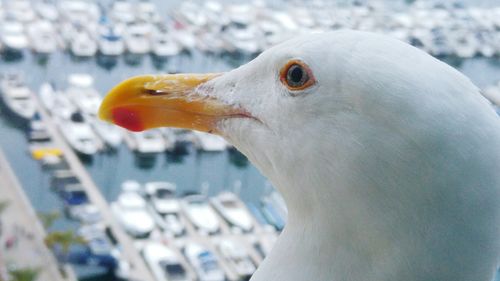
(70, 31), (98, 57)
(34, 1), (59, 22)
(217, 240), (256, 279)
(58, 0), (100, 25)
(91, 117), (123, 149)
(68, 203), (102, 224)
(142, 242), (191, 281)
(111, 181), (156, 238)
(183, 242), (225, 281)
(124, 23), (151, 54)
(254, 234), (277, 259)
(58, 112), (100, 156)
(51, 92), (77, 120)
(160, 128), (176, 151)
(145, 182), (179, 214)
(0, 20), (29, 51)
(136, 0), (162, 23)
(222, 23), (262, 54)
(211, 192), (254, 233)
(181, 195), (220, 235)
(110, 0), (136, 24)
(65, 74), (101, 116)
(151, 32), (181, 57)
(129, 130), (166, 154)
(4, 0), (36, 23)
(0, 73), (37, 121)
(145, 182), (185, 236)
(192, 131), (227, 152)
(27, 21), (58, 54)
(98, 27), (125, 56)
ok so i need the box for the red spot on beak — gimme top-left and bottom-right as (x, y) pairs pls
(111, 107), (144, 132)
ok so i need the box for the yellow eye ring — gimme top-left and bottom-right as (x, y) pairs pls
(279, 60), (316, 91)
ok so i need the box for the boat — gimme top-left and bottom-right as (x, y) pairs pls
(142, 242), (191, 281)
(70, 31), (98, 57)
(51, 92), (77, 120)
(129, 130), (166, 154)
(260, 191), (287, 231)
(28, 112), (51, 142)
(110, 0), (136, 24)
(0, 73), (37, 121)
(111, 181), (156, 238)
(145, 182), (179, 214)
(0, 21), (28, 53)
(183, 242), (225, 281)
(211, 192), (254, 233)
(58, 111), (101, 156)
(254, 234), (277, 259)
(145, 182), (185, 236)
(98, 25), (125, 56)
(58, 0), (100, 25)
(59, 183), (89, 206)
(217, 240), (256, 279)
(181, 194), (220, 235)
(136, 0), (162, 23)
(124, 23), (151, 54)
(34, 1), (59, 22)
(77, 223), (120, 269)
(65, 74), (101, 116)
(27, 20), (59, 54)
(91, 117), (123, 149)
(151, 30), (181, 57)
(192, 131), (227, 152)
(170, 129), (193, 154)
(160, 128), (176, 151)
(51, 170), (80, 192)
(4, 0), (37, 23)
(67, 203), (102, 224)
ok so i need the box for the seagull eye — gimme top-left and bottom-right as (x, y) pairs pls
(280, 60), (316, 92)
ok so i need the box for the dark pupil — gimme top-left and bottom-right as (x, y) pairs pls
(287, 65), (305, 86)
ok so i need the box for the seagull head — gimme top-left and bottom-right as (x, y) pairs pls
(99, 31), (500, 281)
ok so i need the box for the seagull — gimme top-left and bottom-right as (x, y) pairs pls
(99, 31), (500, 281)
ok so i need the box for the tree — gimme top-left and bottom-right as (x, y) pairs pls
(44, 230), (86, 256)
(37, 211), (60, 230)
(8, 267), (40, 281)
(0, 200), (10, 215)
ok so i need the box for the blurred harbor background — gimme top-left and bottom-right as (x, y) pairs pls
(1, 0), (500, 281)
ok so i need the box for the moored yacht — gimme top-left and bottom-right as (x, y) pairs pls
(211, 192), (254, 233)
(58, 111), (101, 156)
(145, 181), (185, 237)
(0, 73), (37, 122)
(142, 242), (191, 281)
(181, 194), (220, 235)
(111, 180), (156, 238)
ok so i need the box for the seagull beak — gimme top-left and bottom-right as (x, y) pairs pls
(98, 73), (246, 134)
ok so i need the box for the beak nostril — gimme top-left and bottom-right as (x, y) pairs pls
(144, 89), (168, 96)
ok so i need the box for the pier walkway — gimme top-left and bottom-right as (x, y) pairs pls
(0, 148), (76, 281)
(35, 97), (155, 281)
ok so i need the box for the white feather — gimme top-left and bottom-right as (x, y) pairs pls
(203, 30), (500, 281)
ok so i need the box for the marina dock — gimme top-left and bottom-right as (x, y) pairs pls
(33, 92), (280, 281)
(34, 97), (156, 281)
(0, 147), (76, 281)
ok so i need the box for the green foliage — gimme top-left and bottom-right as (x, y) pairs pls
(0, 200), (10, 215)
(44, 230), (86, 254)
(8, 267), (40, 281)
(37, 211), (60, 230)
